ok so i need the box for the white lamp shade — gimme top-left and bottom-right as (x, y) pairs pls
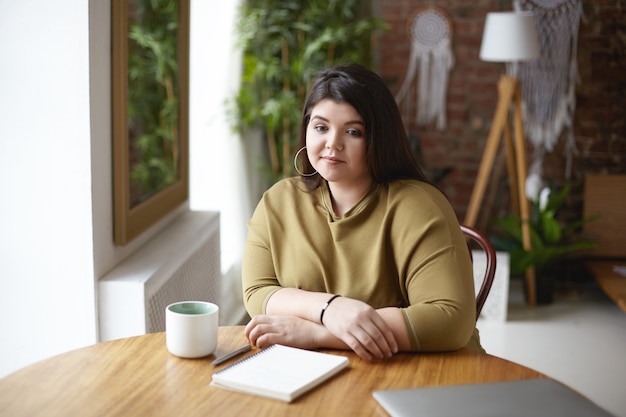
(479, 12), (540, 62)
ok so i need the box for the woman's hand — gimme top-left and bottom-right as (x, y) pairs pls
(244, 307), (399, 361)
(258, 288), (405, 359)
(321, 297), (398, 360)
(245, 315), (325, 350)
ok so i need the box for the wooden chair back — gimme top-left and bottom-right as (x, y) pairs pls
(461, 224), (497, 319)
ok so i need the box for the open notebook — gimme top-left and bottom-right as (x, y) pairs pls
(373, 378), (615, 417)
(211, 344), (349, 402)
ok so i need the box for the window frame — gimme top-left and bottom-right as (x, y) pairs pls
(111, 0), (190, 246)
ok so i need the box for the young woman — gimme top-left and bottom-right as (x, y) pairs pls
(242, 64), (483, 360)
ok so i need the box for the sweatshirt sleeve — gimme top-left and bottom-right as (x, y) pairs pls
(390, 183), (477, 352)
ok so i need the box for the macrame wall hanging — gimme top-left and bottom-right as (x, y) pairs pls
(395, 6), (454, 130)
(513, 0), (583, 178)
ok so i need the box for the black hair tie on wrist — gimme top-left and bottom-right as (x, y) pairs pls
(320, 295), (341, 325)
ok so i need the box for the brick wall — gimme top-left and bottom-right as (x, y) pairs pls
(375, 0), (626, 232)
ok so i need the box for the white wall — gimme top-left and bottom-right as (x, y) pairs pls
(0, 1), (97, 376)
(0, 0), (256, 377)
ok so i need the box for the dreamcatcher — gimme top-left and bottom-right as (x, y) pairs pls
(395, 7), (454, 130)
(513, 0), (583, 178)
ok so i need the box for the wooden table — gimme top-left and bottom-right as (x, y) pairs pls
(0, 326), (545, 416)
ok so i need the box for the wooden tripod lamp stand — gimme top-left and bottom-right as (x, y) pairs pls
(464, 12), (540, 305)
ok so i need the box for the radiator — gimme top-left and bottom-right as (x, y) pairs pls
(98, 211), (221, 342)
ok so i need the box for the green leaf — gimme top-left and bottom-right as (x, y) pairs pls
(546, 182), (570, 212)
(495, 215), (524, 243)
(541, 210), (562, 244)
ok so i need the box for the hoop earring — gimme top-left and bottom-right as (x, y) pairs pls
(293, 146), (317, 177)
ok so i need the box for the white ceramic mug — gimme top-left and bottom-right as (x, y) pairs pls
(165, 301), (218, 358)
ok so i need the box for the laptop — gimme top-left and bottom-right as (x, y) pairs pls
(373, 378), (615, 417)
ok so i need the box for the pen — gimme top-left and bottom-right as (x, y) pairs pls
(211, 344), (252, 366)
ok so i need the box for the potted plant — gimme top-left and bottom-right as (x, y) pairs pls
(491, 182), (599, 304)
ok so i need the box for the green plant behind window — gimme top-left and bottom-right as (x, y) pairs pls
(128, 0), (179, 206)
(233, 0), (388, 183)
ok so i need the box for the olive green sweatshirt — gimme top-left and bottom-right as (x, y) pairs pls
(242, 177), (483, 352)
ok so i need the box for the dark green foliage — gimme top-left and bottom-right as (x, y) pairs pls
(128, 0), (179, 206)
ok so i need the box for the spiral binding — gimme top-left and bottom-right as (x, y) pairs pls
(212, 344), (276, 375)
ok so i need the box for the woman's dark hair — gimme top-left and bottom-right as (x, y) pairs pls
(297, 64), (429, 189)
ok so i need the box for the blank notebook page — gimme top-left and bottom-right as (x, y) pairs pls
(211, 344), (349, 402)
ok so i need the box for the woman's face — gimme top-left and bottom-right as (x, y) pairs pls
(305, 99), (371, 190)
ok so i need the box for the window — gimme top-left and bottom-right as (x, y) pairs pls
(111, 0), (189, 245)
